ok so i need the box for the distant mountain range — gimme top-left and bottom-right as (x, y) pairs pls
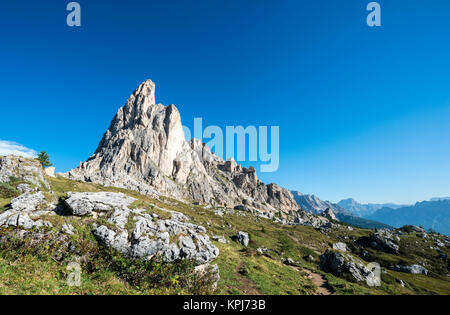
(365, 200), (450, 236)
(290, 191), (393, 230)
(337, 198), (407, 217)
(337, 197), (450, 236)
(290, 191), (450, 235)
(429, 197), (450, 202)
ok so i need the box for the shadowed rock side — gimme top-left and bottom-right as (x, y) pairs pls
(66, 80), (300, 217)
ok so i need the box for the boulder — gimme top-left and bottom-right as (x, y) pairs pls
(319, 249), (380, 287)
(390, 264), (428, 275)
(236, 231), (249, 247)
(332, 242), (347, 252)
(10, 191), (45, 212)
(0, 155), (49, 189)
(0, 210), (52, 230)
(396, 279), (406, 287)
(0, 190), (52, 229)
(370, 229), (399, 254)
(64, 192), (136, 216)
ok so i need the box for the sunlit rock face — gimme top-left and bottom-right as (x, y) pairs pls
(66, 80), (299, 215)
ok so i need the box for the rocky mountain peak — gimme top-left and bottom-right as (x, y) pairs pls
(127, 79), (156, 109)
(66, 79), (300, 217)
(119, 79), (159, 129)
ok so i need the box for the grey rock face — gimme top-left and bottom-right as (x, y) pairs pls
(291, 192), (341, 215)
(324, 208), (338, 221)
(319, 249), (379, 287)
(65, 80), (299, 216)
(10, 191), (45, 212)
(64, 192), (136, 216)
(4, 213), (35, 229)
(390, 264), (428, 275)
(370, 229), (400, 254)
(0, 209), (52, 230)
(293, 210), (332, 229)
(236, 231), (249, 247)
(410, 225), (427, 234)
(16, 184), (32, 194)
(0, 191), (52, 229)
(333, 242), (347, 252)
(0, 155), (49, 189)
(61, 223), (75, 235)
(86, 195), (219, 265)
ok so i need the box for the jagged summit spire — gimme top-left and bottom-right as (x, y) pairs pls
(67, 79), (300, 215)
(129, 79), (156, 106)
(121, 80), (157, 127)
(133, 79), (155, 100)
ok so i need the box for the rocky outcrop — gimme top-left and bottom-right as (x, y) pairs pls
(410, 225), (427, 234)
(293, 210), (332, 229)
(324, 208), (338, 221)
(370, 229), (400, 254)
(390, 264), (428, 275)
(0, 191), (53, 229)
(319, 249), (379, 287)
(333, 242), (347, 252)
(65, 80), (299, 217)
(64, 192), (136, 216)
(10, 191), (45, 212)
(71, 192), (220, 265)
(0, 155), (49, 189)
(236, 231), (249, 247)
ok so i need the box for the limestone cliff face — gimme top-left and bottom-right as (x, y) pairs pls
(0, 155), (49, 189)
(67, 80), (299, 215)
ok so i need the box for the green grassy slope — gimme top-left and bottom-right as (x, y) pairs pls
(0, 176), (448, 295)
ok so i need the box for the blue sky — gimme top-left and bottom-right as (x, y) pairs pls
(0, 0), (449, 204)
